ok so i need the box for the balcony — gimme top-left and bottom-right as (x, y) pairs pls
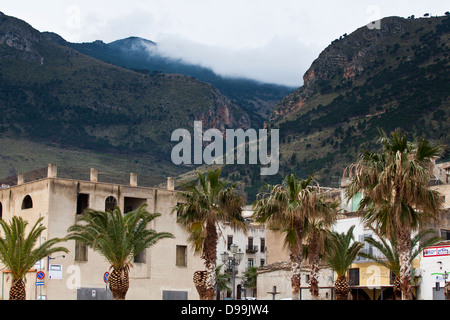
(246, 245), (259, 254)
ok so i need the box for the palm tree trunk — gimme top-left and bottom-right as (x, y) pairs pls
(202, 218), (218, 300)
(397, 227), (413, 300)
(309, 235), (320, 300)
(9, 278), (26, 300)
(393, 275), (402, 300)
(193, 270), (208, 300)
(334, 275), (349, 300)
(290, 243), (302, 300)
(310, 262), (320, 299)
(108, 267), (130, 300)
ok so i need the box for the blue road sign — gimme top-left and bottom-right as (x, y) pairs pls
(103, 272), (109, 283)
(37, 271), (45, 280)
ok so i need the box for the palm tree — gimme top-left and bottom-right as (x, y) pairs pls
(253, 174), (326, 300)
(326, 226), (364, 300)
(215, 264), (231, 300)
(174, 169), (246, 300)
(0, 216), (68, 300)
(67, 204), (173, 300)
(358, 227), (441, 299)
(345, 128), (444, 299)
(302, 201), (338, 299)
(244, 266), (258, 298)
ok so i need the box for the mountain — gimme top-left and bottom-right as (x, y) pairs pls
(269, 15), (450, 187)
(207, 15), (449, 201)
(0, 12), (251, 181)
(44, 33), (294, 127)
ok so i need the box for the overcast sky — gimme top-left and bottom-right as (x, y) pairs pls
(2, 1), (449, 86)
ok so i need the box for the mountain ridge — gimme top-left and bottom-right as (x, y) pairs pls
(267, 15), (450, 188)
(0, 12), (252, 182)
(50, 33), (294, 126)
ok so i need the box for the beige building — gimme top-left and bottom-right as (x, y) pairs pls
(0, 164), (203, 300)
(257, 163), (450, 300)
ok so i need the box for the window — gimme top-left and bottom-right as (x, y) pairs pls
(76, 194), (89, 214)
(176, 245), (187, 267)
(441, 229), (450, 240)
(260, 238), (266, 252)
(260, 259), (265, 267)
(162, 290), (188, 300)
(105, 196), (117, 212)
(21, 195), (33, 209)
(134, 250), (146, 263)
(75, 240), (88, 261)
(348, 268), (360, 286)
(124, 197), (146, 214)
(227, 236), (233, 251)
(248, 258), (254, 269)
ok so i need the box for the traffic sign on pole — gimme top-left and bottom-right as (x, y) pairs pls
(103, 272), (109, 283)
(36, 271), (45, 280)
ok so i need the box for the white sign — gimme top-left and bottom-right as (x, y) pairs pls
(423, 246), (450, 258)
(34, 259), (45, 269)
(48, 264), (63, 279)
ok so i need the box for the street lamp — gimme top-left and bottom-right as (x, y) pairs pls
(47, 255), (65, 271)
(444, 271), (449, 300)
(221, 244), (244, 300)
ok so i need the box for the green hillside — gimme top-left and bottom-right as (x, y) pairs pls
(271, 15), (450, 187)
(0, 12), (250, 180)
(191, 15), (450, 202)
(46, 34), (294, 126)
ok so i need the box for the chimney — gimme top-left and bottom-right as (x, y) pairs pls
(167, 177), (175, 191)
(90, 168), (98, 182)
(47, 164), (57, 178)
(17, 173), (24, 185)
(130, 173), (138, 187)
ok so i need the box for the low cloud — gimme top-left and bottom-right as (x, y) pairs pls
(151, 34), (320, 87)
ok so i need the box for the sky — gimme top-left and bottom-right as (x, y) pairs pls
(2, 1), (449, 87)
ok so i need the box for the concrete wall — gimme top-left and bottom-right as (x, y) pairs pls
(0, 175), (203, 300)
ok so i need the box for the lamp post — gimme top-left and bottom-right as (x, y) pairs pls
(47, 255), (65, 271)
(221, 244), (244, 300)
(444, 271), (449, 300)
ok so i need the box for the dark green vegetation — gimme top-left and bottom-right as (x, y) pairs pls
(48, 34), (294, 126)
(0, 12), (251, 181)
(0, 13), (448, 203)
(268, 16), (449, 189)
(206, 15), (450, 201)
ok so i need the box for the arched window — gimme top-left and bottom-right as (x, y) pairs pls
(105, 196), (117, 212)
(22, 195), (33, 210)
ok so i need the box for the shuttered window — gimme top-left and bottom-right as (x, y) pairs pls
(176, 245), (187, 267)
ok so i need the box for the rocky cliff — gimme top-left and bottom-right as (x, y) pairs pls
(271, 16), (448, 121)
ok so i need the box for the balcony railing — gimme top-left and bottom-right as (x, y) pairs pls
(246, 245), (259, 254)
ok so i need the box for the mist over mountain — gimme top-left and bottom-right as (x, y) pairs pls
(0, 11), (449, 203)
(44, 32), (295, 127)
(0, 12), (251, 181)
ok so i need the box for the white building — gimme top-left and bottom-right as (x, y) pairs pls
(216, 207), (266, 300)
(420, 242), (450, 300)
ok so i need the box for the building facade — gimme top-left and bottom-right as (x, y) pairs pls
(216, 207), (266, 299)
(0, 164), (204, 300)
(257, 161), (450, 300)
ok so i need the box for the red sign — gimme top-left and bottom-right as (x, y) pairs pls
(36, 271), (45, 280)
(423, 245), (450, 258)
